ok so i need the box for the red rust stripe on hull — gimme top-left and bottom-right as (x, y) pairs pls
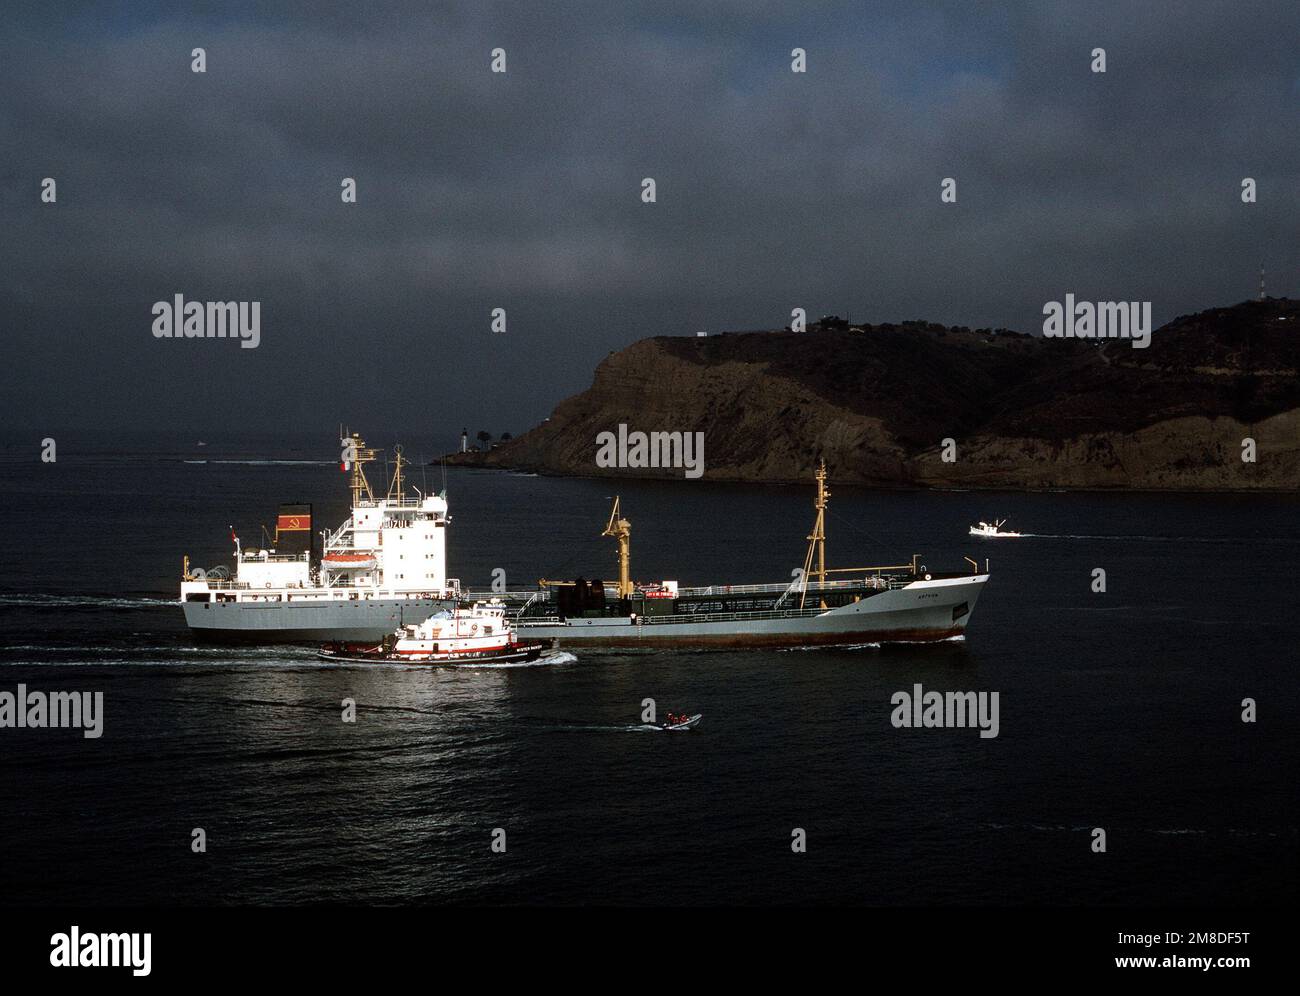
(533, 626), (967, 649)
(389, 642), (539, 658)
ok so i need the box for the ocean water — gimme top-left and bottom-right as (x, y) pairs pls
(0, 437), (1295, 905)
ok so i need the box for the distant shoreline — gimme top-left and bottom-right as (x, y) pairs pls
(438, 298), (1300, 495)
(433, 455), (1300, 495)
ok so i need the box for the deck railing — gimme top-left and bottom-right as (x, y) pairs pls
(476, 575), (911, 602)
(640, 607), (827, 625)
(517, 606), (830, 627)
(677, 576), (906, 596)
(192, 578), (461, 595)
(238, 552), (309, 564)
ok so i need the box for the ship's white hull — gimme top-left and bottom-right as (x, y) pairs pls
(183, 595), (454, 643)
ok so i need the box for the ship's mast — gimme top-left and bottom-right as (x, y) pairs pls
(603, 496), (633, 599)
(386, 445), (407, 502)
(800, 461), (830, 609)
(345, 432), (380, 507)
(811, 460), (829, 584)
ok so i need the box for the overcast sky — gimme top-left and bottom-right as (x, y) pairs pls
(1, 1), (1296, 442)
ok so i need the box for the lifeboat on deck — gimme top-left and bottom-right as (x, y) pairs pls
(322, 552), (379, 570)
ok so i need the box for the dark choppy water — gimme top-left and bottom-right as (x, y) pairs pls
(0, 436), (1295, 905)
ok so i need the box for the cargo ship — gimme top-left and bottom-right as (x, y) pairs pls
(513, 462), (990, 649)
(179, 434), (459, 643)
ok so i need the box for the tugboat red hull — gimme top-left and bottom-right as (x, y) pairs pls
(317, 641), (548, 666)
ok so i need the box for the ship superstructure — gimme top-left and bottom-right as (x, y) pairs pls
(180, 434), (459, 642)
(513, 462), (990, 649)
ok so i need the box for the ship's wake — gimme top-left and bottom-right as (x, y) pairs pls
(533, 719), (699, 734)
(0, 649), (579, 670)
(1016, 533), (1299, 543)
(0, 594), (175, 608)
(779, 641), (882, 652)
(446, 651), (577, 669)
(555, 723), (692, 733)
(181, 459), (335, 466)
(979, 821), (1294, 839)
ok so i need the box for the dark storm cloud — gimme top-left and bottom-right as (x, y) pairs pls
(1, 1), (1296, 437)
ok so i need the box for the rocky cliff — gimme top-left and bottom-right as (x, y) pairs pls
(455, 299), (1300, 490)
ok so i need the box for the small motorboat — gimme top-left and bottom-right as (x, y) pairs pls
(659, 713), (703, 731)
(318, 599), (551, 665)
(969, 518), (1022, 538)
